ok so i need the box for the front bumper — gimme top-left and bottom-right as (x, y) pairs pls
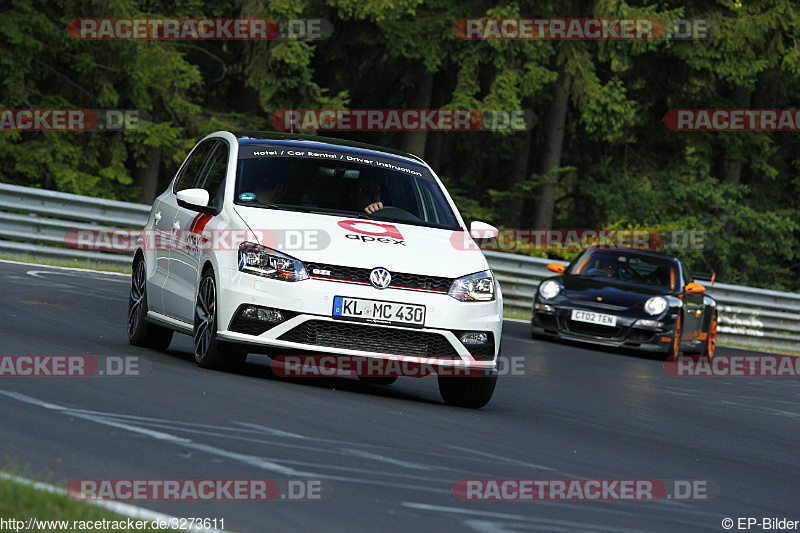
(530, 302), (676, 353)
(215, 266), (503, 366)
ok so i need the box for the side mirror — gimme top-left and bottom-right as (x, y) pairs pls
(177, 188), (215, 214)
(469, 221), (499, 241)
(547, 262), (566, 274)
(685, 282), (705, 293)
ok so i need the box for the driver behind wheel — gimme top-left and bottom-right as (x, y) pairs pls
(350, 177), (383, 214)
(586, 259), (618, 278)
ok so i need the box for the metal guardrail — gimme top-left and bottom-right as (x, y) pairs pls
(0, 183), (149, 265)
(1, 182), (798, 352)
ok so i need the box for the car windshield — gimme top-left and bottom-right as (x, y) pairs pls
(569, 250), (677, 289)
(234, 146), (460, 230)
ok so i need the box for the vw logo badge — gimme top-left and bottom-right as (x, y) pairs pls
(370, 267), (391, 289)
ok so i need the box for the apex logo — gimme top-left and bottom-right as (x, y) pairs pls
(338, 219), (405, 245)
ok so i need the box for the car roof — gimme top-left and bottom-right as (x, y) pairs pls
(229, 131), (425, 167)
(582, 247), (682, 265)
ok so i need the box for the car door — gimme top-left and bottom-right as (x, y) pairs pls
(160, 138), (218, 321)
(144, 196), (172, 315)
(166, 139), (230, 324)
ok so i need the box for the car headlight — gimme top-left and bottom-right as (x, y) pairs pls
(644, 296), (667, 315)
(448, 271), (495, 302)
(538, 280), (561, 300)
(238, 242), (308, 281)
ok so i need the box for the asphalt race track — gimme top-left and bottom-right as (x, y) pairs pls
(1, 260), (797, 532)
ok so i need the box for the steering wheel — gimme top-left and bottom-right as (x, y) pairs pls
(368, 206), (420, 222)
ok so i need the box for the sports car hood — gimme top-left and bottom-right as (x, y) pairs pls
(558, 274), (668, 309)
(234, 206), (488, 278)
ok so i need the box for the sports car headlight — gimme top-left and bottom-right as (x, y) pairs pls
(448, 271), (495, 302)
(538, 280), (561, 300)
(644, 296), (667, 316)
(238, 242), (308, 282)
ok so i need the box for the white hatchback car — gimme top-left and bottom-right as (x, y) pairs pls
(128, 131), (503, 407)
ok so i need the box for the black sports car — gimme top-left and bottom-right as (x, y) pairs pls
(530, 248), (718, 357)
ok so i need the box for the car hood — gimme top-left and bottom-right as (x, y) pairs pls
(233, 205), (488, 278)
(558, 274), (668, 310)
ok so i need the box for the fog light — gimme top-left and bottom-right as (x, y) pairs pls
(634, 319), (664, 328)
(460, 332), (489, 345)
(535, 303), (554, 312)
(242, 306), (285, 323)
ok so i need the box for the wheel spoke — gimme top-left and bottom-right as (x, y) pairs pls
(127, 300), (141, 332)
(128, 261), (146, 336)
(194, 276), (216, 361)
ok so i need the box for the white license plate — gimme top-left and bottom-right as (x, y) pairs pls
(333, 296), (425, 328)
(571, 309), (617, 327)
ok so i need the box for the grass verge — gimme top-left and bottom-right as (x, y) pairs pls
(0, 474), (190, 531)
(0, 253), (129, 274)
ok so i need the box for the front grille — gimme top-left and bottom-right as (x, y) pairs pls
(627, 329), (654, 342)
(564, 320), (623, 339)
(306, 262), (452, 292)
(277, 320), (458, 357)
(465, 343), (495, 361)
(536, 314), (558, 331)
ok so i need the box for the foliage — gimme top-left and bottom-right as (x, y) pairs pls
(0, 0), (798, 289)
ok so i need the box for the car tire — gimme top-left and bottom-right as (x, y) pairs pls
(438, 370), (497, 409)
(194, 269), (247, 371)
(687, 312), (717, 359)
(668, 312), (683, 358)
(358, 376), (398, 385)
(703, 312), (718, 359)
(128, 257), (174, 350)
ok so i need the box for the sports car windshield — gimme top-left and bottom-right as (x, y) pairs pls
(234, 146), (460, 230)
(570, 250), (678, 289)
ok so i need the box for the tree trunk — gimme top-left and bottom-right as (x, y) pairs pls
(533, 70), (572, 229)
(134, 145), (162, 203)
(505, 130), (531, 228)
(401, 69), (434, 157)
(722, 85), (751, 186)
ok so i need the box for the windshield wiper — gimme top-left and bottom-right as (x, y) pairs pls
(247, 202), (312, 213)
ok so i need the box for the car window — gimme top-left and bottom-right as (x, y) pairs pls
(174, 139), (218, 193)
(234, 148), (460, 230)
(196, 142), (229, 209)
(571, 250), (677, 288)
